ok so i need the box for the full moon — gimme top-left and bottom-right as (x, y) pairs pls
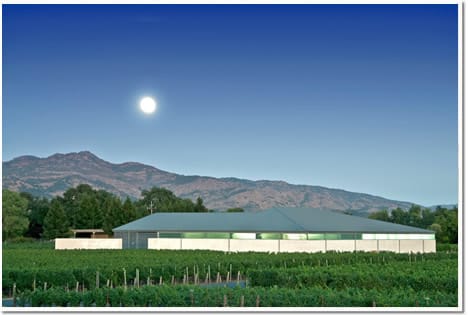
(139, 97), (157, 114)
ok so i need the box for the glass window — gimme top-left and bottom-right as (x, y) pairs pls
(232, 233), (256, 239)
(181, 232), (204, 239)
(362, 233), (376, 240)
(283, 233), (307, 240)
(257, 233), (282, 240)
(362, 233), (435, 240)
(159, 232), (182, 238)
(179, 232), (231, 239)
(325, 233), (340, 240)
(206, 232), (231, 239)
(339, 233), (357, 240)
(307, 233), (325, 240)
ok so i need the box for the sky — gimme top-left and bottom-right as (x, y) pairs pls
(3, 4), (458, 206)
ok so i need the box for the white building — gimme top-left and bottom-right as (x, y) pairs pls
(112, 207), (436, 253)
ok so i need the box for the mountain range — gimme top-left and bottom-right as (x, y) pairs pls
(3, 151), (415, 215)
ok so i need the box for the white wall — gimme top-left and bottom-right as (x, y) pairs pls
(135, 237), (436, 254)
(378, 240), (400, 252)
(423, 240), (436, 253)
(279, 240), (326, 253)
(355, 240), (378, 252)
(326, 240), (355, 252)
(55, 238), (122, 250)
(399, 240), (424, 253)
(182, 239), (229, 251)
(229, 239), (278, 252)
(148, 238), (181, 250)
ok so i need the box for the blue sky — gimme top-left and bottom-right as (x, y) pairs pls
(3, 5), (458, 206)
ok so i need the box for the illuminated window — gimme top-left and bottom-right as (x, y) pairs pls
(231, 233), (256, 239)
(307, 233), (325, 240)
(182, 232), (230, 239)
(282, 233), (307, 240)
(339, 233), (358, 240)
(362, 233), (435, 240)
(325, 233), (341, 240)
(257, 233), (282, 240)
(158, 233), (182, 238)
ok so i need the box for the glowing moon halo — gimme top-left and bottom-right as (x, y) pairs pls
(139, 97), (157, 114)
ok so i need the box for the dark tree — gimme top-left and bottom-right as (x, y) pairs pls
(102, 196), (123, 235)
(2, 190), (29, 240)
(122, 197), (137, 223)
(25, 196), (50, 238)
(194, 197), (208, 212)
(226, 208), (244, 212)
(43, 199), (70, 239)
(76, 193), (102, 229)
(369, 205), (458, 244)
(368, 210), (390, 222)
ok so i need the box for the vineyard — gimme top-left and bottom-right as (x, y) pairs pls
(2, 246), (458, 307)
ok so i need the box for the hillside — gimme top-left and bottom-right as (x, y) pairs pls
(3, 151), (414, 214)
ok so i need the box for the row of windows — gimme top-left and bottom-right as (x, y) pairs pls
(362, 233), (435, 240)
(155, 232), (434, 240)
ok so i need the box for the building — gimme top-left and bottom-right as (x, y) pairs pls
(112, 207), (436, 253)
(72, 229), (108, 238)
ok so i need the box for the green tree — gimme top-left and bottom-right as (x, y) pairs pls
(122, 197), (137, 223)
(390, 207), (410, 225)
(2, 190), (29, 240)
(43, 199), (70, 239)
(20, 192), (51, 239)
(369, 205), (458, 244)
(408, 205), (423, 227)
(428, 223), (442, 234)
(368, 210), (390, 222)
(174, 198), (197, 212)
(433, 207), (458, 244)
(76, 193), (102, 229)
(226, 207), (244, 212)
(194, 197), (208, 212)
(137, 187), (191, 215)
(62, 184), (95, 228)
(421, 208), (436, 228)
(102, 196), (123, 235)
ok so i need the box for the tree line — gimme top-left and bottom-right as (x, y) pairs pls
(2, 184), (212, 241)
(368, 205), (458, 244)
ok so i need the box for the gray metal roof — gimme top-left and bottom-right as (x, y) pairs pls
(113, 207), (434, 234)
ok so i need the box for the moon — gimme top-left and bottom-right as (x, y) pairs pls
(139, 97), (157, 114)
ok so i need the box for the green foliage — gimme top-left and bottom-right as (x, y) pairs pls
(433, 207), (458, 244)
(43, 199), (70, 240)
(102, 196), (123, 235)
(121, 197), (137, 223)
(436, 243), (458, 252)
(138, 187), (180, 214)
(194, 197), (208, 212)
(369, 205), (458, 244)
(22, 193), (50, 238)
(6, 185), (214, 240)
(3, 246), (458, 307)
(2, 240), (54, 249)
(226, 208), (244, 212)
(247, 260), (457, 293)
(3, 248), (457, 295)
(368, 210), (390, 221)
(136, 187), (209, 215)
(2, 190), (29, 240)
(16, 284), (458, 307)
(76, 194), (102, 229)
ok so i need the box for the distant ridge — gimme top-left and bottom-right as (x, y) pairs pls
(3, 151), (414, 214)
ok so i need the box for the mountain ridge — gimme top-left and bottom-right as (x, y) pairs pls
(3, 151), (415, 214)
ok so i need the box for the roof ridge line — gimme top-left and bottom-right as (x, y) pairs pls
(271, 208), (307, 232)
